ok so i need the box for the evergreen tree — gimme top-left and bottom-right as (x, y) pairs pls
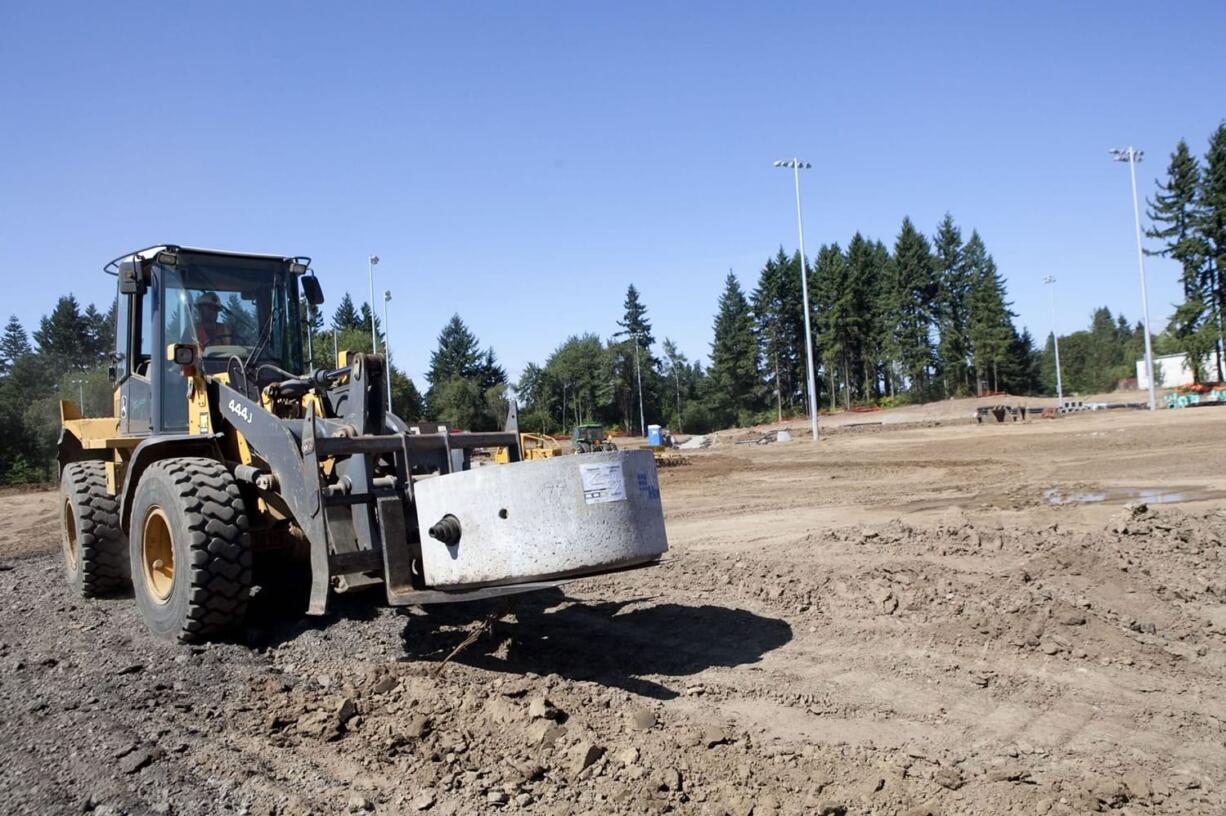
(357, 303), (385, 345)
(476, 347), (508, 391)
(932, 214), (972, 395)
(842, 234), (883, 400)
(0, 315), (32, 376)
(424, 314), (503, 428)
(1199, 123), (1226, 380)
(998, 326), (1040, 395)
(82, 302), (114, 360)
(391, 369), (424, 421)
(888, 218), (938, 394)
(1147, 139), (1213, 380)
(33, 295), (91, 374)
(1038, 308), (1144, 394)
(1087, 307), (1126, 384)
(814, 243), (853, 409)
(965, 232), (1014, 392)
(426, 314), (482, 387)
(615, 284), (656, 349)
(612, 284), (659, 432)
(860, 238), (894, 399)
(707, 272), (760, 426)
(331, 293), (363, 332)
(752, 251), (805, 414)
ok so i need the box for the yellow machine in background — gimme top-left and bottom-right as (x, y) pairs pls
(494, 433), (562, 464)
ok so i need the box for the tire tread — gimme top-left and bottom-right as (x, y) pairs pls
(142, 457), (251, 643)
(62, 461), (128, 597)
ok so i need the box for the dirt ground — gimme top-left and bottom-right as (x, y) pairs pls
(2, 403), (1225, 815)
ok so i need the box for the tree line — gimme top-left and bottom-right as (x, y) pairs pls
(511, 214), (1045, 436)
(5, 124), (1224, 481)
(0, 296), (119, 483)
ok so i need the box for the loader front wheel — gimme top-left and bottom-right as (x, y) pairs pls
(129, 458), (252, 642)
(60, 461), (129, 597)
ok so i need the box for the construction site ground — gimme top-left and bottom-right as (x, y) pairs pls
(2, 400), (1225, 815)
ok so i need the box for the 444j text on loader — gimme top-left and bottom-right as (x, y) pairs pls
(57, 246), (667, 642)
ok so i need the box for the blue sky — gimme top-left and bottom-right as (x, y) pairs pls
(2, 2), (1223, 387)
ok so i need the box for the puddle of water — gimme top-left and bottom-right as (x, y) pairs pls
(1043, 486), (1221, 506)
(897, 493), (981, 512)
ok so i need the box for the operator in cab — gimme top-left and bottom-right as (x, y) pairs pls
(193, 291), (240, 349)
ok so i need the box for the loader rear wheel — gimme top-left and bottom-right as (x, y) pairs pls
(129, 457), (252, 642)
(60, 461), (129, 597)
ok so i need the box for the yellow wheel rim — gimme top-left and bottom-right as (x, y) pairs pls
(141, 507), (175, 603)
(63, 499), (78, 571)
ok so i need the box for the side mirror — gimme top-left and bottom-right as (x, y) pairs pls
(118, 260), (143, 295)
(301, 275), (325, 306)
(168, 344), (197, 366)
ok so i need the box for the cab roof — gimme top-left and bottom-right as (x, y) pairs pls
(105, 245), (308, 275)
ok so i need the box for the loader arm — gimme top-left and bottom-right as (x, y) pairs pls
(215, 353), (532, 614)
(214, 352), (665, 615)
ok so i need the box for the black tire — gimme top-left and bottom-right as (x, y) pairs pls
(129, 457), (252, 642)
(60, 461), (129, 597)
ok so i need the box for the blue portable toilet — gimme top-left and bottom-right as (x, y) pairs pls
(647, 424), (662, 446)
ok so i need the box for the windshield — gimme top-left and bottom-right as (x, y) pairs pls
(160, 255), (303, 375)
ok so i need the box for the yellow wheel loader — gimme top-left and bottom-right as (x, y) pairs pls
(57, 246), (667, 642)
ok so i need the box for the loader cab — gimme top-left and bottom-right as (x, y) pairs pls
(110, 246), (312, 435)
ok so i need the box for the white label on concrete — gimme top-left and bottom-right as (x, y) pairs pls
(580, 462), (626, 504)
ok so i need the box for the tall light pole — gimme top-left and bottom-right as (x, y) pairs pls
(383, 290), (393, 412)
(367, 255), (380, 356)
(633, 338), (645, 435)
(1043, 275), (1063, 406)
(71, 378), (85, 414)
(1109, 147), (1157, 411)
(774, 159), (819, 441)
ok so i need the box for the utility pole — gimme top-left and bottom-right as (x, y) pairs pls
(1109, 147), (1157, 410)
(367, 255), (380, 356)
(774, 159), (819, 441)
(1043, 275), (1063, 406)
(634, 338), (645, 435)
(383, 290), (393, 412)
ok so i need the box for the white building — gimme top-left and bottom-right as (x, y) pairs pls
(1136, 350), (1224, 389)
